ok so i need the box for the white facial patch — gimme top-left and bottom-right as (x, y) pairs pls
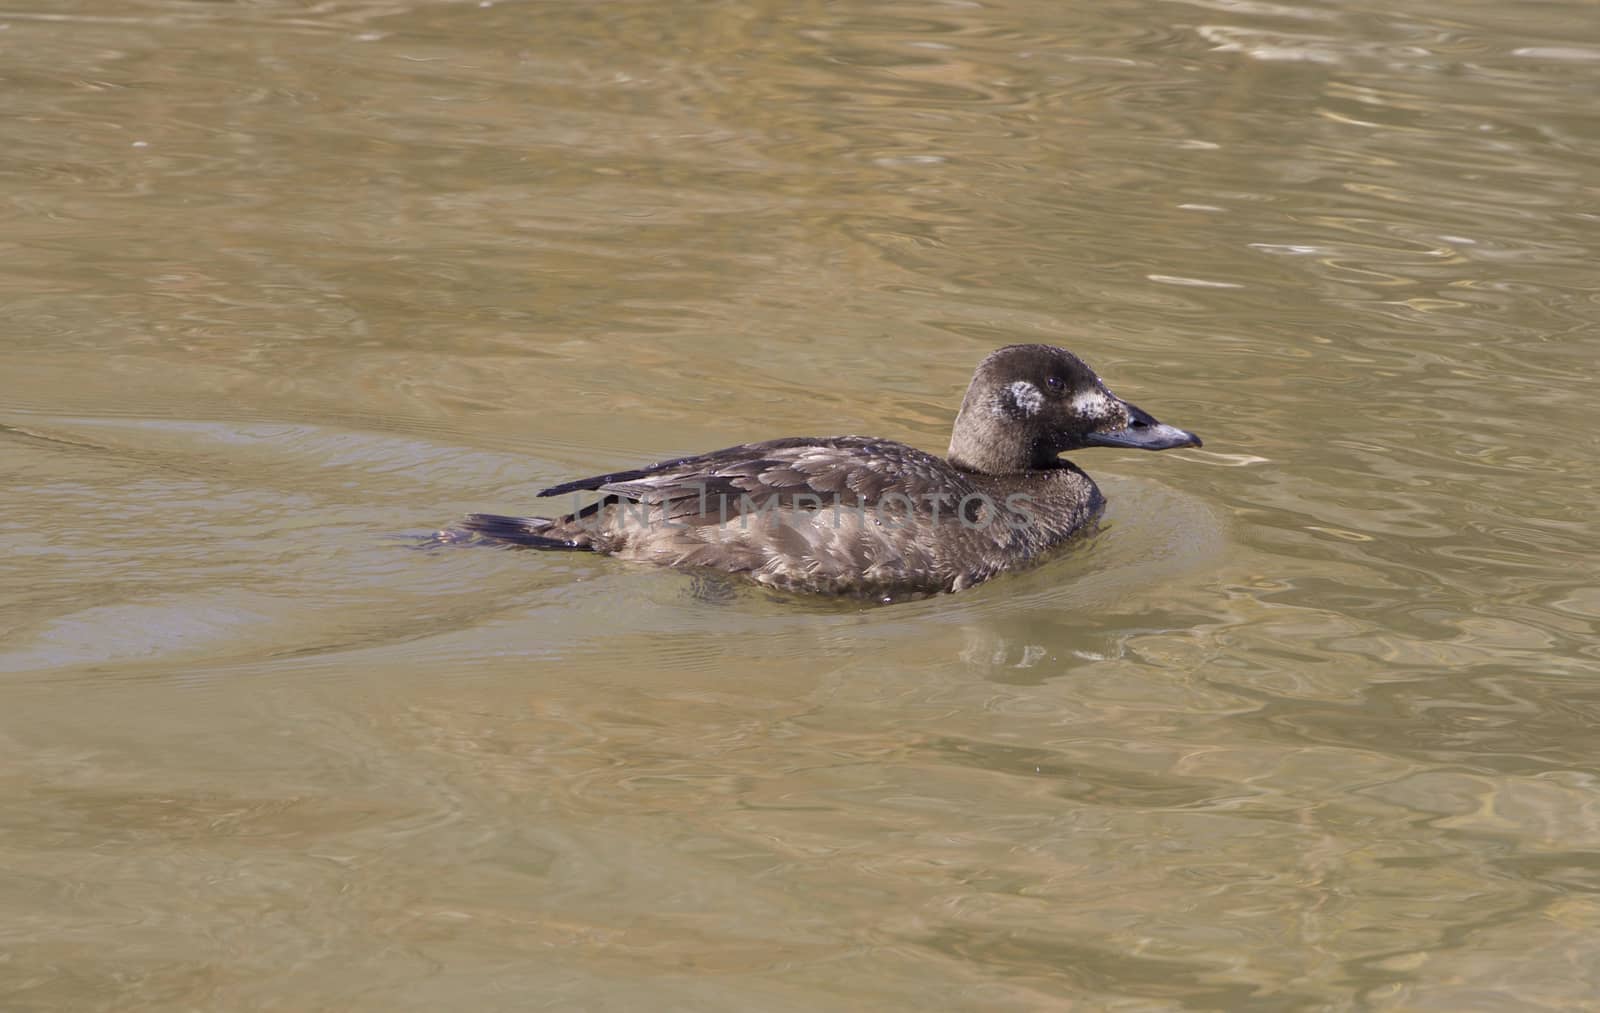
(1002, 380), (1044, 417)
(1071, 389), (1113, 420)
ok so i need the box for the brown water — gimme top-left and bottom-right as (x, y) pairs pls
(4, 0), (1599, 1008)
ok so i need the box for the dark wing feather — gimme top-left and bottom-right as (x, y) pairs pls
(538, 451), (727, 498)
(540, 436), (974, 523)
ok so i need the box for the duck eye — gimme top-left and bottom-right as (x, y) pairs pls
(1045, 376), (1064, 392)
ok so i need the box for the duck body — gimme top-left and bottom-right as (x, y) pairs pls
(451, 345), (1201, 599)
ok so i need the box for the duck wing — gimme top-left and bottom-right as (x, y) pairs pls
(539, 436), (976, 522)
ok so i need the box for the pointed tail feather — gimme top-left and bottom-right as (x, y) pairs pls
(455, 513), (591, 550)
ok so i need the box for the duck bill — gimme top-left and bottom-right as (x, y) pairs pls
(1084, 402), (1203, 451)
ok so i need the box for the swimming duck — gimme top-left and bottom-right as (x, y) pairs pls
(449, 344), (1201, 598)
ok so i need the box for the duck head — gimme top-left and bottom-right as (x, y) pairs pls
(947, 344), (1202, 474)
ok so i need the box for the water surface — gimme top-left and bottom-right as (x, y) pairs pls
(4, 0), (1600, 1008)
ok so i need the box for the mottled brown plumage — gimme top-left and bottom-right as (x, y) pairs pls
(446, 345), (1201, 599)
